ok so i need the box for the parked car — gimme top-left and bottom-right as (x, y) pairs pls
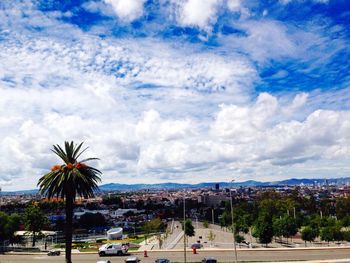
(97, 261), (112, 263)
(191, 243), (203, 249)
(202, 257), (217, 263)
(98, 243), (128, 256)
(47, 250), (60, 256)
(125, 256), (141, 263)
(155, 258), (170, 263)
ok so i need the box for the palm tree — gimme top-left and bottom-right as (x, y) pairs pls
(38, 141), (101, 263)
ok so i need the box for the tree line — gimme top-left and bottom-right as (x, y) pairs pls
(219, 189), (350, 247)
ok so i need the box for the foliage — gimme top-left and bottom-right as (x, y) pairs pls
(235, 234), (245, 244)
(203, 220), (209, 228)
(234, 214), (250, 234)
(24, 204), (48, 247)
(320, 226), (334, 243)
(342, 215), (350, 227)
(0, 212), (21, 244)
(142, 218), (164, 234)
(273, 215), (298, 240)
(253, 215), (274, 246)
(182, 219), (195, 237)
(38, 142), (101, 199)
(78, 212), (107, 229)
(102, 195), (122, 206)
(219, 211), (231, 227)
(301, 226), (318, 245)
(207, 230), (216, 245)
(343, 230), (350, 242)
(335, 198), (350, 219)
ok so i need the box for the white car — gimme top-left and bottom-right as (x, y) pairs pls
(98, 243), (128, 256)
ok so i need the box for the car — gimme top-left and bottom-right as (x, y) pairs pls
(155, 258), (170, 263)
(191, 243), (203, 249)
(201, 257), (217, 263)
(47, 250), (60, 256)
(125, 256), (141, 263)
(97, 261), (112, 263)
(98, 243), (129, 256)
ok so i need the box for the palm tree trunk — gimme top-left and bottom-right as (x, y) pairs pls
(32, 232), (36, 247)
(65, 193), (73, 263)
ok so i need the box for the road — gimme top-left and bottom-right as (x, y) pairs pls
(2, 248), (350, 262)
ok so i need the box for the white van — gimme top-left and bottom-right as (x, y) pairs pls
(98, 243), (128, 256)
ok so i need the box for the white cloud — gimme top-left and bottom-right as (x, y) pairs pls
(211, 93), (278, 142)
(136, 110), (194, 141)
(227, 0), (241, 11)
(282, 93), (308, 116)
(104, 0), (146, 22)
(176, 0), (222, 30)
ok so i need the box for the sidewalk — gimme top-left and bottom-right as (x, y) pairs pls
(137, 236), (158, 251)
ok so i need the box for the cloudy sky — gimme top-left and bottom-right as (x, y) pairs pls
(0, 0), (350, 190)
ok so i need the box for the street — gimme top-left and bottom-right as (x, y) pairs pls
(2, 248), (350, 262)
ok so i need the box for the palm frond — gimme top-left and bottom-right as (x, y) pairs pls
(38, 141), (102, 200)
(79, 157), (100, 163)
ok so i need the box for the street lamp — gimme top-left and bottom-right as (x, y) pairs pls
(229, 180), (238, 263)
(183, 193), (187, 263)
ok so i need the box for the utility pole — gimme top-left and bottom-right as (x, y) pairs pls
(183, 195), (187, 263)
(293, 207), (296, 219)
(229, 181), (238, 263)
(212, 209), (214, 225)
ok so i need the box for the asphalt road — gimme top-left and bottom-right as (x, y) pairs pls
(2, 248), (350, 263)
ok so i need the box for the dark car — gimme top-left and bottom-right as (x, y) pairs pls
(202, 257), (217, 263)
(191, 243), (203, 249)
(155, 259), (170, 263)
(47, 250), (60, 256)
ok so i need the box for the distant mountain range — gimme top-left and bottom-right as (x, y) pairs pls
(2, 177), (350, 195)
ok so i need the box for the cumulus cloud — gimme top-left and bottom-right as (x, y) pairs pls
(104, 0), (146, 22)
(176, 0), (222, 30)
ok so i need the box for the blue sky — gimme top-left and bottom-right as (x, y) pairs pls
(0, 0), (350, 190)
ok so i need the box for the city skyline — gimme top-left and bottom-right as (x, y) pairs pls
(0, 0), (350, 191)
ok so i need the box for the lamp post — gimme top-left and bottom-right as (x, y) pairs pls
(183, 194), (187, 263)
(229, 180), (238, 263)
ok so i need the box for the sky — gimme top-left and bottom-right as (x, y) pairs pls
(0, 0), (350, 191)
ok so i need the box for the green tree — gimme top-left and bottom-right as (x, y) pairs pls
(235, 234), (245, 245)
(343, 230), (350, 242)
(320, 226), (334, 244)
(24, 204), (48, 247)
(342, 215), (350, 227)
(182, 219), (195, 237)
(273, 217), (284, 242)
(207, 230), (216, 247)
(78, 212), (107, 229)
(38, 141), (101, 263)
(336, 198), (350, 219)
(203, 220), (209, 228)
(253, 215), (274, 247)
(301, 226), (318, 247)
(219, 211), (231, 228)
(280, 216), (298, 242)
(0, 212), (21, 244)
